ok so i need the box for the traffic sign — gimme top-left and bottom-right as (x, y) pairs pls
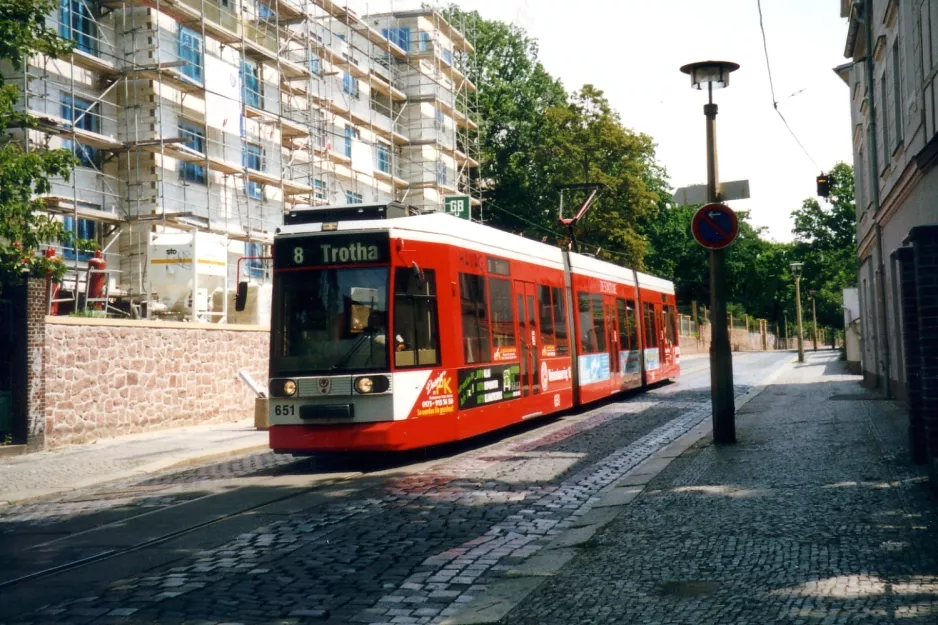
(692, 203), (739, 250)
(444, 195), (471, 220)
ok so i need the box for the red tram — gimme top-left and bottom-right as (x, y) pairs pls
(263, 204), (680, 453)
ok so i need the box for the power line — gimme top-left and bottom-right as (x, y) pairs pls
(756, 0), (823, 173)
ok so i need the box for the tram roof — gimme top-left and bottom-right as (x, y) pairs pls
(276, 212), (674, 294)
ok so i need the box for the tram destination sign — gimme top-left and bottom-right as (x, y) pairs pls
(274, 232), (390, 268)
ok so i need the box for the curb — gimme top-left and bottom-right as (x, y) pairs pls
(0, 441), (270, 506)
(441, 355), (797, 625)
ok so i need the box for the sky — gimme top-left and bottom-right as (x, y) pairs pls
(358, 0), (854, 242)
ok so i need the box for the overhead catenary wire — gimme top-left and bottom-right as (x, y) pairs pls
(756, 0), (823, 173)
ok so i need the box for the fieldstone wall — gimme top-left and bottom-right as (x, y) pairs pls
(43, 317), (269, 448)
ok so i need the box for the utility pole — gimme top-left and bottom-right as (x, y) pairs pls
(809, 290), (818, 352)
(784, 312), (789, 349)
(791, 262), (805, 363)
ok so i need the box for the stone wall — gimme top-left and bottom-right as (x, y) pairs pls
(26, 280), (47, 450)
(680, 325), (775, 356)
(43, 317), (269, 448)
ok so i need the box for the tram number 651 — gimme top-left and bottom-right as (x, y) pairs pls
(274, 404), (295, 416)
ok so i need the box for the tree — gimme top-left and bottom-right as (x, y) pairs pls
(0, 0), (77, 286)
(791, 162), (857, 329)
(440, 6), (669, 268)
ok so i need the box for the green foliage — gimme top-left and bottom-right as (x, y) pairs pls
(791, 162), (857, 329)
(440, 5), (669, 267)
(0, 0), (77, 286)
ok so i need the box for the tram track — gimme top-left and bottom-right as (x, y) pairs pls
(0, 354), (755, 597)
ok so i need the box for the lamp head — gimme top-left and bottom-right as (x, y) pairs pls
(680, 60), (740, 90)
(790, 261), (804, 276)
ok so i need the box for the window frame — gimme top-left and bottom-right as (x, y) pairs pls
(242, 58), (262, 109)
(459, 272), (491, 365)
(643, 302), (659, 349)
(59, 0), (97, 55)
(376, 142), (390, 174)
(177, 26), (204, 84)
(243, 142), (264, 199)
(61, 94), (101, 168)
(393, 267), (441, 369)
(178, 118), (207, 184)
(346, 191), (363, 204)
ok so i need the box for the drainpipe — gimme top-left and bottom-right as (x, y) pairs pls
(859, 1), (892, 398)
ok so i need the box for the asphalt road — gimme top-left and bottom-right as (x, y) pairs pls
(0, 351), (793, 625)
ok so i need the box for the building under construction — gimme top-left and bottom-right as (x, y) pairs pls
(5, 0), (480, 322)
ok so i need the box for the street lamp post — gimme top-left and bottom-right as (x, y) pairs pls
(809, 289), (818, 352)
(680, 60), (739, 444)
(791, 262), (805, 363)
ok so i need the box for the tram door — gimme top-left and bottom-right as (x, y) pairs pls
(514, 281), (541, 397)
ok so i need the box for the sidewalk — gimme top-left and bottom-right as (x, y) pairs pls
(484, 350), (938, 624)
(0, 419), (268, 504)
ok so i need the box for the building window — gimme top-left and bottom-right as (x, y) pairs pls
(420, 31), (431, 52)
(880, 73), (889, 167)
(394, 267), (440, 368)
(342, 72), (359, 98)
(310, 53), (321, 75)
(242, 59), (261, 109)
(178, 26), (203, 83)
(893, 38), (903, 147)
(856, 147), (866, 211)
(313, 178), (325, 200)
(346, 191), (362, 204)
(376, 142), (390, 174)
(61, 95), (101, 168)
(381, 27), (410, 52)
(243, 143), (264, 199)
(178, 119), (206, 184)
(435, 107), (444, 125)
(436, 160), (447, 186)
(245, 242), (265, 278)
(59, 0), (97, 55)
(256, 0), (274, 20)
(344, 125), (358, 158)
(442, 48), (453, 65)
(460, 272), (490, 364)
(62, 216), (97, 261)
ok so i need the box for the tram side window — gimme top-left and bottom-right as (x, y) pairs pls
(460, 273), (491, 364)
(643, 302), (658, 349)
(488, 277), (516, 349)
(538, 285), (554, 353)
(616, 298), (630, 349)
(552, 287), (569, 356)
(393, 268), (440, 368)
(591, 293), (607, 352)
(626, 299), (639, 350)
(664, 305), (677, 345)
(578, 292), (596, 354)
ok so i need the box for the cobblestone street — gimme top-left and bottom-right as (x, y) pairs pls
(504, 351), (938, 624)
(0, 351), (822, 624)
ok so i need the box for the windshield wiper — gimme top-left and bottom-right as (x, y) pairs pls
(331, 330), (373, 371)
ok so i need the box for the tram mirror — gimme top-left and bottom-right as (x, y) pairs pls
(412, 261), (425, 283)
(235, 281), (248, 312)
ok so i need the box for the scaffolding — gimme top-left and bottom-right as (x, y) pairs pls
(6, 0), (480, 320)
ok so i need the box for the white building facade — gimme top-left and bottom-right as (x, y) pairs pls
(838, 0), (938, 398)
(3, 0), (479, 320)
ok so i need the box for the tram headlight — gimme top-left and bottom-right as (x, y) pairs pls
(270, 380), (296, 397)
(354, 376), (390, 394)
(355, 377), (374, 394)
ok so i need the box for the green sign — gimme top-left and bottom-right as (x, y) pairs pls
(444, 195), (471, 220)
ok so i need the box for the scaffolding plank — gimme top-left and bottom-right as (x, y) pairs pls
(41, 196), (124, 224)
(60, 49), (119, 74)
(28, 111), (124, 150)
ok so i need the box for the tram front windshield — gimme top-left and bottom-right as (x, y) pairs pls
(271, 267), (389, 376)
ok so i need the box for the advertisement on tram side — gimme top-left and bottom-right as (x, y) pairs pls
(619, 350), (641, 375)
(414, 370), (457, 418)
(578, 353), (611, 385)
(458, 364), (521, 409)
